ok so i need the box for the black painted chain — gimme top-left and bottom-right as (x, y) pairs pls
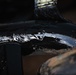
(34, 0), (67, 22)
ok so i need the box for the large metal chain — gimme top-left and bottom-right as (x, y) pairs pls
(34, 0), (67, 22)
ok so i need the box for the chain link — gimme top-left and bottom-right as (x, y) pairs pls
(35, 0), (57, 8)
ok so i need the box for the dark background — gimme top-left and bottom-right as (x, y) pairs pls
(57, 0), (76, 23)
(0, 0), (76, 23)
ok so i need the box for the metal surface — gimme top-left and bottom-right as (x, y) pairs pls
(35, 0), (57, 8)
(0, 0), (76, 75)
(34, 0), (67, 22)
(0, 32), (76, 48)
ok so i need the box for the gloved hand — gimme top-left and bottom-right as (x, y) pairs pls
(39, 49), (76, 75)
